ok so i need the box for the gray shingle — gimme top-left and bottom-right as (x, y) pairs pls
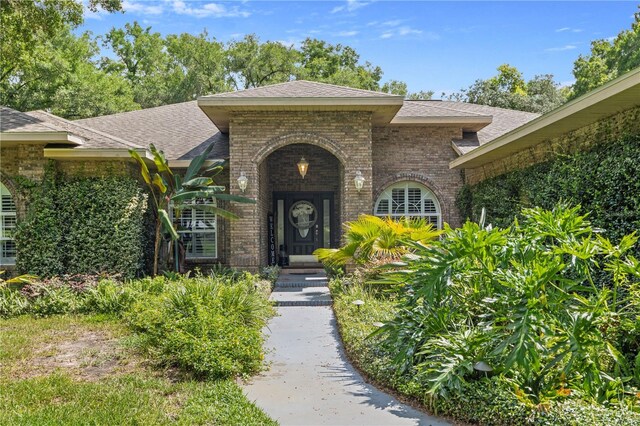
(433, 101), (539, 144)
(201, 80), (400, 99)
(1, 106), (63, 133)
(77, 101), (228, 160)
(27, 110), (143, 150)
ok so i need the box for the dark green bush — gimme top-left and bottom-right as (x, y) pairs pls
(459, 134), (640, 250)
(15, 171), (149, 278)
(14, 166), (64, 276)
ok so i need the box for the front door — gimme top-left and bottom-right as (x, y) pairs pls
(274, 192), (334, 261)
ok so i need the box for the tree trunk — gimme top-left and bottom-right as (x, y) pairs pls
(153, 220), (161, 276)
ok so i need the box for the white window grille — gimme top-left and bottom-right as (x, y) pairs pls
(174, 198), (217, 259)
(1, 183), (17, 265)
(374, 181), (441, 228)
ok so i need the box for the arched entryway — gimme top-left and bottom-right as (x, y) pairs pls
(258, 143), (343, 266)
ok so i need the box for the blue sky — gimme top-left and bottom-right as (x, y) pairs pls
(82, 1), (639, 96)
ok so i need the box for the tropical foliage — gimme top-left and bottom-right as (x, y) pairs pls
(313, 214), (441, 267)
(377, 205), (640, 406)
(129, 143), (254, 275)
(330, 205), (640, 424)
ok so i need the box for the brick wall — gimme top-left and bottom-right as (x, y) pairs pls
(372, 125), (465, 227)
(464, 106), (640, 185)
(228, 110), (373, 271)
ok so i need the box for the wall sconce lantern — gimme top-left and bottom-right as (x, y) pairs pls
(237, 171), (248, 192)
(297, 156), (309, 179)
(354, 171), (365, 192)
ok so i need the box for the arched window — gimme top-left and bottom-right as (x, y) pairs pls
(0, 183), (17, 265)
(374, 181), (441, 228)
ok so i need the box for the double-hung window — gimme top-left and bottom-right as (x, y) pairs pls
(0, 183), (17, 265)
(175, 198), (217, 259)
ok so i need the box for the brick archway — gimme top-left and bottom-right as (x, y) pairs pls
(252, 132), (348, 166)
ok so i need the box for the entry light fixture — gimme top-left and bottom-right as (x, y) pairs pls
(237, 171), (248, 192)
(354, 171), (365, 192)
(297, 156), (309, 179)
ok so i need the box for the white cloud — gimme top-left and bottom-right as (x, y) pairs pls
(398, 26), (422, 36)
(380, 26), (437, 40)
(123, 1), (163, 15)
(545, 45), (577, 52)
(555, 27), (583, 33)
(169, 0), (250, 18)
(331, 0), (371, 14)
(338, 30), (359, 37)
(82, 0), (107, 20)
(381, 19), (403, 27)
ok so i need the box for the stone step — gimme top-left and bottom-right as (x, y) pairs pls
(275, 282), (328, 288)
(275, 300), (333, 307)
(279, 267), (325, 274)
(270, 286), (332, 306)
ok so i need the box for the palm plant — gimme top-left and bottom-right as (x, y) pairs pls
(130, 143), (254, 275)
(313, 214), (441, 267)
(377, 204), (640, 406)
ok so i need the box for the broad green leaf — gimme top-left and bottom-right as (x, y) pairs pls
(150, 143), (173, 176)
(152, 173), (167, 194)
(158, 209), (178, 240)
(184, 143), (215, 182)
(183, 177), (214, 188)
(129, 149), (151, 184)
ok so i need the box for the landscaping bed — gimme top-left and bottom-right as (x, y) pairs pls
(0, 272), (277, 425)
(328, 205), (640, 426)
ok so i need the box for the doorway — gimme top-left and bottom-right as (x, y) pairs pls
(274, 191), (334, 263)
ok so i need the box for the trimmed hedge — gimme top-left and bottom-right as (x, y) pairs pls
(457, 134), (640, 248)
(15, 169), (149, 278)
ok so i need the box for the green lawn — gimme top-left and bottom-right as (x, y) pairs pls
(0, 315), (276, 426)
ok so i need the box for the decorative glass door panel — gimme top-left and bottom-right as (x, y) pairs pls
(274, 192), (334, 258)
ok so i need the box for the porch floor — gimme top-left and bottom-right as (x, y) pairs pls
(242, 272), (450, 425)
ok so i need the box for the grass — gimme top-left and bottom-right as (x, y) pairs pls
(0, 315), (277, 426)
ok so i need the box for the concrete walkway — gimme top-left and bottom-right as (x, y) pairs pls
(242, 272), (450, 426)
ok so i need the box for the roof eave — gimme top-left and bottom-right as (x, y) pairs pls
(450, 67), (640, 169)
(0, 131), (84, 146)
(43, 147), (152, 162)
(198, 97), (405, 132)
(389, 115), (493, 131)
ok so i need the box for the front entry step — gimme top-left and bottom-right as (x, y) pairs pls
(270, 272), (332, 307)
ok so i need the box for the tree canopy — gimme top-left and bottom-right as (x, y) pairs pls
(571, 9), (640, 99)
(451, 64), (568, 114)
(2, 2), (637, 119)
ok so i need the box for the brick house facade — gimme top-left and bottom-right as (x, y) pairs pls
(1, 80), (541, 272)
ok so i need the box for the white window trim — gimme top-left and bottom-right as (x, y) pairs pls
(374, 181), (442, 228)
(1, 183), (17, 266)
(172, 198), (218, 260)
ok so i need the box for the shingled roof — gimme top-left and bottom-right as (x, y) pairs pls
(201, 80), (400, 99)
(1, 106), (64, 133)
(27, 110), (143, 150)
(77, 101), (228, 160)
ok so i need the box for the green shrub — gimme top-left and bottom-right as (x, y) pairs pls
(459, 134), (640, 254)
(332, 273), (640, 426)
(15, 170), (149, 279)
(14, 164), (64, 277)
(125, 276), (273, 379)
